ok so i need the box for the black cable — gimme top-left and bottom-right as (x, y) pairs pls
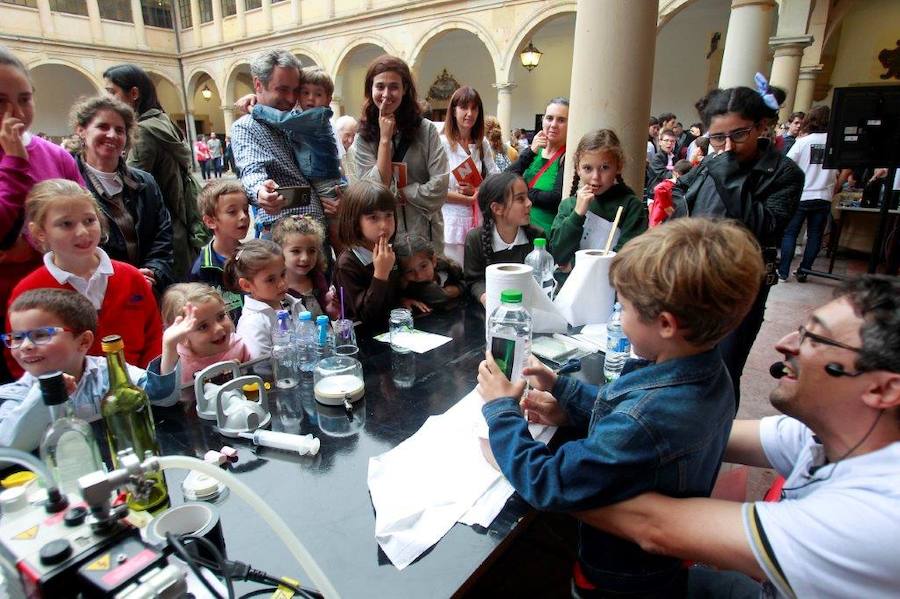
(182, 535), (236, 599)
(165, 532), (224, 599)
(249, 572), (320, 599)
(237, 588), (280, 599)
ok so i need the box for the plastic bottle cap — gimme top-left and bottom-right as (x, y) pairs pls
(2, 471), (36, 488)
(242, 382), (260, 395)
(100, 335), (124, 352)
(500, 289), (523, 303)
(316, 315), (329, 324)
(38, 371), (67, 406)
(298, 311), (312, 321)
(533, 238), (547, 248)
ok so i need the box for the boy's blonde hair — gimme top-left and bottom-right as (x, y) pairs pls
(272, 215), (327, 272)
(301, 66), (334, 97)
(609, 218), (763, 347)
(25, 179), (108, 248)
(161, 283), (224, 326)
(197, 180), (248, 219)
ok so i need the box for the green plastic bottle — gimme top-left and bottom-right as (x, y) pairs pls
(99, 335), (169, 513)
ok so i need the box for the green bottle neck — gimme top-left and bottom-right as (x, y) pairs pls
(105, 348), (134, 389)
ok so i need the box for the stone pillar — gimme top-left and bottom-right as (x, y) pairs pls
(563, 0), (657, 195)
(492, 82), (517, 145)
(262, 0), (273, 32)
(130, 0), (147, 48)
(190, 0), (202, 47)
(236, 0), (246, 38)
(719, 0), (777, 88)
(291, 0), (301, 24)
(86, 0), (103, 43)
(794, 64), (822, 113)
(330, 97), (343, 118)
(222, 107), (234, 134)
(769, 35), (813, 122)
(211, 0), (223, 43)
(36, 0), (54, 35)
(328, 0), (335, 18)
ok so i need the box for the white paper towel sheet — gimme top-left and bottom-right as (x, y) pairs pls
(554, 249), (616, 327)
(485, 263), (568, 335)
(367, 388), (555, 570)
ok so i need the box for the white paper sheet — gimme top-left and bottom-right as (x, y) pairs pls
(554, 250), (617, 327)
(373, 329), (453, 353)
(580, 211), (621, 252)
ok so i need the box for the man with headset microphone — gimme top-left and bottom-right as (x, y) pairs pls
(575, 275), (900, 598)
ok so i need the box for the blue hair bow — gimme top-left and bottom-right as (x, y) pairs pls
(754, 72), (780, 111)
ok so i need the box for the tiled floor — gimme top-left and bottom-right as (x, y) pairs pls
(732, 253), (870, 499)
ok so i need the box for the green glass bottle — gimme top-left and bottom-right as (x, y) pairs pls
(99, 335), (169, 513)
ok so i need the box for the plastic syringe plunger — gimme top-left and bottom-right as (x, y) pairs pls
(238, 430), (320, 456)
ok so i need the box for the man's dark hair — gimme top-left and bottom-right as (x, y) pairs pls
(658, 112), (676, 124)
(648, 116), (659, 126)
(788, 111), (806, 122)
(836, 275), (900, 375)
(10, 289), (97, 334)
(102, 64), (162, 114)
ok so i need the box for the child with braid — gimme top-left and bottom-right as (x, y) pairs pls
(549, 129), (646, 270)
(463, 173), (543, 307)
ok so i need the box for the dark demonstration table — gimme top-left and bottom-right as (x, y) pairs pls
(152, 303), (597, 598)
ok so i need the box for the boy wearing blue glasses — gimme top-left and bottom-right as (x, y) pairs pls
(0, 289), (192, 451)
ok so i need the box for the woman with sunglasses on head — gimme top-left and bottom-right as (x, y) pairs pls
(672, 85), (804, 410)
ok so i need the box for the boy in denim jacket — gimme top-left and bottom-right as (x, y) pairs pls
(477, 218), (764, 596)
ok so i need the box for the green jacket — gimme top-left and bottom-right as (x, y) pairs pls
(127, 109), (208, 279)
(549, 182), (647, 267)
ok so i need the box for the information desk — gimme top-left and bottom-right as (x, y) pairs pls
(153, 304), (603, 598)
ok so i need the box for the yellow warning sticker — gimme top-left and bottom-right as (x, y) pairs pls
(86, 553), (111, 571)
(272, 577), (300, 599)
(13, 525), (38, 540)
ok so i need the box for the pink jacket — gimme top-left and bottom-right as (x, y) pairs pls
(176, 334), (252, 384)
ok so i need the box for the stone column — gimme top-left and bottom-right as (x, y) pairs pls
(222, 107), (234, 134)
(262, 0), (273, 32)
(190, 0), (202, 47)
(492, 82), (517, 145)
(86, 0), (103, 43)
(36, 0), (54, 35)
(793, 64), (822, 113)
(291, 0), (301, 24)
(328, 0), (335, 18)
(719, 0), (777, 88)
(211, 0), (223, 44)
(330, 97), (343, 118)
(236, 0), (246, 38)
(130, 0), (147, 48)
(563, 0), (657, 195)
(769, 35), (813, 121)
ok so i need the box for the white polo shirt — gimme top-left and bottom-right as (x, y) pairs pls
(742, 415), (900, 598)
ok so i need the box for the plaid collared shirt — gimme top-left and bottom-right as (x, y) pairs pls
(230, 114), (325, 228)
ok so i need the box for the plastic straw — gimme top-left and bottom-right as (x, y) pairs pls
(603, 206), (624, 255)
(340, 287), (345, 320)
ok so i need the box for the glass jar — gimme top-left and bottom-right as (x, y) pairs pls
(313, 355), (365, 406)
(389, 308), (414, 353)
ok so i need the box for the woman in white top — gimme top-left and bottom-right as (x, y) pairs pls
(440, 86), (498, 266)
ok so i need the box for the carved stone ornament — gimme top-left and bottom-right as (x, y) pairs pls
(878, 40), (900, 80)
(426, 69), (461, 102)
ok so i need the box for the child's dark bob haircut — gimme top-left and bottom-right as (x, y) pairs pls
(337, 180), (397, 247)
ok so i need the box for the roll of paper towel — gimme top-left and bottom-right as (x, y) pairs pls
(485, 263), (568, 335)
(554, 250), (616, 327)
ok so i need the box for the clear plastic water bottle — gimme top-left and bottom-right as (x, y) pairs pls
(315, 314), (334, 360)
(524, 238), (556, 299)
(604, 302), (631, 382)
(272, 310), (298, 388)
(295, 311), (318, 373)
(487, 289), (533, 382)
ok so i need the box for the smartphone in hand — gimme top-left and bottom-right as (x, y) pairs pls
(279, 185), (312, 208)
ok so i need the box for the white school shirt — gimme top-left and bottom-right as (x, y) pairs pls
(236, 295), (305, 359)
(491, 225), (529, 253)
(786, 132), (836, 202)
(43, 248), (114, 309)
(440, 136), (499, 246)
(742, 415), (900, 599)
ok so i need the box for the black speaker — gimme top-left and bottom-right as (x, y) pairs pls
(824, 86), (900, 170)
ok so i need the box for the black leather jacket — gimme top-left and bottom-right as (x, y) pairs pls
(77, 155), (175, 291)
(672, 139), (804, 247)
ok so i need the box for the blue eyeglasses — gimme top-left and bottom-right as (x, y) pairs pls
(0, 327), (75, 349)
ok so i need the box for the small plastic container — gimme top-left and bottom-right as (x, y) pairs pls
(313, 356), (364, 406)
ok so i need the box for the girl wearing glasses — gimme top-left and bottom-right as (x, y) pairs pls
(672, 86), (804, 410)
(5, 179), (163, 380)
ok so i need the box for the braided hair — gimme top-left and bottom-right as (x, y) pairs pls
(568, 129), (626, 197)
(477, 172), (523, 264)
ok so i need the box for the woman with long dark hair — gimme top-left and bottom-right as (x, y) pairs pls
(440, 86), (498, 265)
(103, 63), (204, 280)
(352, 55), (449, 251)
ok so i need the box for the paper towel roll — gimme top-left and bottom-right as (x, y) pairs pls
(485, 263), (568, 335)
(554, 250), (616, 327)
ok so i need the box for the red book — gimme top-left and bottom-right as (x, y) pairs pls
(452, 156), (483, 188)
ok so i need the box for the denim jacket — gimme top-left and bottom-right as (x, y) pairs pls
(251, 105), (341, 180)
(482, 348), (734, 593)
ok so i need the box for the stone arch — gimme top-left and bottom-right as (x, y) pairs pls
(290, 46), (325, 69)
(186, 70), (224, 134)
(329, 35), (397, 77)
(26, 58), (102, 94)
(331, 39), (394, 119)
(658, 0), (703, 30)
(145, 70), (186, 113)
(28, 62), (102, 137)
(224, 61), (252, 105)
(503, 2), (577, 82)
(409, 21), (501, 81)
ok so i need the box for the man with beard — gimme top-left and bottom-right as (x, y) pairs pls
(577, 275), (900, 598)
